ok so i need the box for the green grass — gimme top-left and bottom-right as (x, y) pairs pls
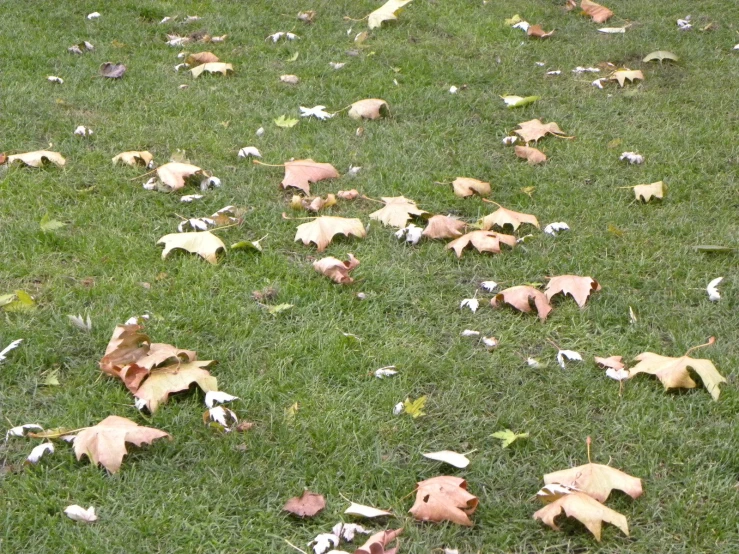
(2, 0), (739, 552)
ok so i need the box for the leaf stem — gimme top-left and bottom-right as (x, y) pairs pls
(586, 436), (592, 464)
(360, 194), (384, 204)
(284, 539), (308, 554)
(546, 338), (561, 351)
(128, 168), (158, 181)
(684, 336), (715, 357)
(252, 160), (285, 168)
(281, 212), (317, 221)
(481, 198), (503, 208)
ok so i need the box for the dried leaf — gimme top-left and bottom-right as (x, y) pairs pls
(633, 181), (664, 202)
(112, 151), (153, 167)
(283, 490), (326, 518)
(186, 52), (220, 66)
(643, 50), (679, 62)
(492, 286), (552, 320)
(594, 355), (625, 371)
(580, 0), (614, 23)
(338, 189), (359, 200)
(409, 476), (478, 526)
(480, 205), (539, 231)
(344, 502), (393, 518)
(515, 145), (547, 165)
(447, 230), (516, 258)
(368, 0), (413, 29)
(370, 196), (428, 228)
(190, 62), (233, 77)
(314, 254), (360, 284)
(134, 360), (218, 412)
(65, 505), (98, 523)
(422, 450), (470, 468)
(422, 215), (466, 240)
(544, 463), (643, 502)
(528, 25), (555, 38)
(355, 528), (403, 554)
(7, 150), (66, 168)
(629, 351), (726, 400)
(282, 159), (339, 195)
(100, 62), (126, 78)
(295, 216), (366, 251)
(155, 162), (204, 191)
(544, 275), (600, 307)
(348, 99), (389, 120)
(514, 119), (568, 143)
(451, 177), (490, 198)
(611, 69), (644, 87)
(534, 492), (628, 541)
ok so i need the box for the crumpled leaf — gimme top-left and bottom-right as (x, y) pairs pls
(134, 360), (218, 412)
(515, 145), (547, 165)
(65, 505), (98, 523)
(491, 429), (529, 448)
(580, 0), (614, 23)
(544, 462), (643, 502)
(112, 151), (153, 167)
(1, 290), (36, 312)
(370, 196), (428, 228)
(282, 159), (339, 195)
(69, 415), (171, 473)
(422, 450), (470, 468)
(633, 181), (664, 202)
(348, 99), (389, 120)
(186, 52), (220, 66)
(283, 490), (326, 518)
(190, 62), (233, 77)
(501, 95), (541, 108)
(292, 194), (337, 213)
(338, 189), (359, 200)
(611, 69), (644, 87)
(629, 351), (726, 400)
(480, 205), (539, 231)
(533, 492), (628, 541)
(368, 0), (413, 29)
(158, 231), (226, 264)
(452, 177), (490, 198)
(422, 215), (466, 240)
(295, 216), (366, 251)
(409, 476), (478, 526)
(314, 254), (360, 284)
(643, 50), (679, 63)
(354, 528), (403, 554)
(492, 286), (552, 320)
(707, 277), (723, 301)
(545, 275), (601, 307)
(155, 162), (205, 191)
(344, 502), (393, 518)
(594, 355), (625, 371)
(528, 25), (555, 38)
(7, 150), (66, 168)
(100, 62), (126, 78)
(514, 119), (568, 143)
(447, 230), (516, 258)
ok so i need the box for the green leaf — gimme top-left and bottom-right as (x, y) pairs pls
(40, 214), (66, 232)
(287, 51), (299, 62)
(491, 429), (529, 448)
(41, 370), (61, 386)
(274, 115), (299, 128)
(505, 14), (522, 26)
(2, 290), (36, 312)
(693, 245), (737, 253)
(267, 303), (294, 315)
(643, 50), (679, 63)
(231, 237), (264, 252)
(403, 395), (427, 418)
(501, 95), (541, 109)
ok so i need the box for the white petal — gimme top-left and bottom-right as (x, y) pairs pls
(310, 533), (339, 554)
(64, 505), (97, 522)
(480, 280), (498, 292)
(286, 33), (299, 40)
(205, 391), (239, 408)
(527, 357), (541, 368)
(405, 225), (423, 245)
(135, 398), (148, 411)
(606, 368), (630, 381)
(180, 194), (203, 202)
(207, 406), (237, 427)
(734, 44), (739, 50)
(482, 336), (498, 349)
(256, 127), (265, 137)
(6, 423), (42, 438)
(329, 62), (346, 70)
(160, 16), (172, 24)
(502, 136), (518, 145)
(546, 70), (562, 75)
(392, 402), (404, 415)
(332, 522), (371, 541)
(0, 339), (23, 363)
(557, 349), (583, 369)
(461, 329), (480, 337)
(86, 12), (101, 19)
(374, 366), (398, 378)
(347, 165), (362, 176)
(238, 146), (261, 158)
(449, 86), (458, 94)
(512, 21), (530, 31)
(343, 502), (392, 519)
(460, 298), (479, 313)
(68, 314), (92, 331)
(535, 62), (545, 67)
(47, 76), (64, 84)
(27, 442), (54, 463)
(572, 66), (600, 74)
(544, 222), (570, 235)
(422, 450), (470, 468)
(591, 78), (606, 89)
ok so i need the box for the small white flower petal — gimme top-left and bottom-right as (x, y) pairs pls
(707, 277), (723, 302)
(482, 336), (498, 349)
(572, 66), (600, 74)
(480, 281), (498, 292)
(449, 86), (458, 94)
(374, 366), (398, 378)
(512, 21), (530, 31)
(502, 136), (518, 145)
(205, 391), (239, 408)
(310, 533), (339, 554)
(180, 194), (203, 202)
(527, 357), (541, 368)
(256, 127), (265, 137)
(606, 368), (630, 381)
(620, 152), (644, 164)
(64, 505), (97, 522)
(557, 349), (583, 369)
(392, 402), (404, 415)
(329, 62), (346, 70)
(461, 329), (480, 337)
(460, 298), (479, 313)
(27, 442), (54, 463)
(0, 339), (23, 364)
(544, 222), (570, 236)
(134, 397), (148, 411)
(332, 523), (370, 542)
(592, 78), (606, 89)
(86, 12), (101, 19)
(546, 70), (562, 75)
(47, 76), (64, 84)
(6, 423), (42, 439)
(238, 146), (261, 158)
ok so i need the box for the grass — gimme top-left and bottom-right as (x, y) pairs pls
(1, 0), (739, 552)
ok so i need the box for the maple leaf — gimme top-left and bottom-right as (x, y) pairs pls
(281, 159), (339, 195)
(515, 145), (547, 165)
(451, 177), (490, 198)
(528, 25), (555, 38)
(294, 216), (366, 251)
(368, 0), (413, 29)
(134, 360), (218, 412)
(7, 150), (66, 168)
(422, 215), (466, 240)
(99, 62), (126, 78)
(446, 230), (516, 258)
(544, 463), (643, 503)
(629, 351), (726, 400)
(292, 194), (337, 213)
(314, 254), (360, 284)
(99, 324), (151, 376)
(274, 115), (299, 128)
(403, 396), (427, 418)
(491, 429), (529, 448)
(492, 286), (553, 320)
(155, 162), (205, 191)
(611, 69), (644, 87)
(633, 181), (664, 202)
(112, 151), (153, 167)
(354, 528), (403, 554)
(514, 119), (568, 143)
(348, 99), (389, 120)
(158, 231), (226, 264)
(544, 275), (601, 307)
(70, 415), (171, 473)
(190, 62), (233, 77)
(369, 196), (428, 228)
(480, 205), (539, 232)
(409, 476), (478, 526)
(594, 355), (625, 371)
(580, 0), (614, 23)
(186, 52), (220, 66)
(534, 492), (628, 541)
(422, 450), (470, 468)
(283, 490), (326, 518)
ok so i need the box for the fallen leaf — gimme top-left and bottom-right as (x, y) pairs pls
(345, 502), (393, 518)
(1, 290), (36, 312)
(629, 351), (726, 400)
(528, 25), (555, 38)
(422, 215), (466, 239)
(451, 177), (490, 198)
(282, 159), (339, 195)
(267, 303), (294, 315)
(368, 0), (413, 29)
(422, 450), (470, 468)
(545, 275), (600, 307)
(298, 10), (316, 23)
(292, 194), (338, 213)
(338, 189), (359, 200)
(134, 360), (218, 412)
(491, 429), (529, 448)
(594, 355), (625, 371)
(536, 483), (578, 503)
(7, 151), (66, 168)
(348, 99), (389, 120)
(447, 230), (517, 258)
(157, 231), (225, 264)
(155, 162), (205, 191)
(533, 492), (628, 541)
(515, 145), (547, 165)
(480, 205), (539, 231)
(295, 216), (366, 251)
(65, 505), (98, 523)
(190, 62), (233, 77)
(514, 119), (568, 143)
(643, 50), (679, 62)
(580, 0), (614, 23)
(283, 490), (326, 518)
(314, 254), (360, 284)
(492, 286), (552, 320)
(112, 151), (153, 167)
(274, 115), (299, 128)
(611, 69), (644, 87)
(544, 463), (643, 502)
(370, 196), (428, 228)
(403, 396), (427, 418)
(40, 214), (66, 232)
(69, 415), (171, 473)
(355, 528), (403, 554)
(501, 95), (541, 108)
(186, 52), (220, 66)
(280, 74), (300, 84)
(99, 62), (126, 78)
(633, 181), (664, 202)
(409, 476), (478, 526)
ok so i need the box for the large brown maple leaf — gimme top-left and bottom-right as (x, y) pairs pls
(544, 463), (643, 503)
(629, 352), (726, 401)
(134, 361), (218, 412)
(281, 159), (339, 195)
(480, 205), (539, 231)
(534, 492), (628, 542)
(409, 476), (478, 526)
(492, 286), (552, 320)
(369, 196), (428, 228)
(446, 230), (516, 258)
(544, 275), (601, 308)
(294, 216), (366, 251)
(514, 119), (568, 143)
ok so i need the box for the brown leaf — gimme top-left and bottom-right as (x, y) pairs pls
(186, 52), (220, 66)
(112, 151), (153, 167)
(283, 490), (326, 518)
(369, 196), (428, 228)
(528, 24), (555, 38)
(157, 231), (226, 264)
(7, 150), (66, 168)
(71, 415), (171, 473)
(422, 215), (466, 240)
(409, 476), (478, 526)
(492, 286), (552, 320)
(354, 528), (403, 554)
(633, 181), (664, 202)
(565, 0), (577, 10)
(515, 145), (547, 165)
(314, 253), (360, 284)
(480, 205), (539, 231)
(0, 153), (6, 164)
(544, 275), (600, 307)
(452, 177), (491, 198)
(100, 62), (126, 79)
(338, 189), (359, 200)
(544, 463), (643, 503)
(156, 162), (205, 191)
(99, 324), (151, 376)
(134, 360), (218, 412)
(580, 0), (614, 23)
(611, 69), (644, 87)
(446, 230), (516, 258)
(533, 492), (628, 541)
(629, 352), (726, 401)
(282, 159), (339, 195)
(294, 216), (366, 251)
(594, 355), (625, 371)
(348, 98), (390, 120)
(292, 194), (337, 212)
(514, 119), (568, 143)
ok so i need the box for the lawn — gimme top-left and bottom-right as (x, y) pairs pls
(1, 0), (738, 552)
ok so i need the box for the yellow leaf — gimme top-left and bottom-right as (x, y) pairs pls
(157, 231), (226, 264)
(368, 0), (414, 29)
(403, 395), (427, 418)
